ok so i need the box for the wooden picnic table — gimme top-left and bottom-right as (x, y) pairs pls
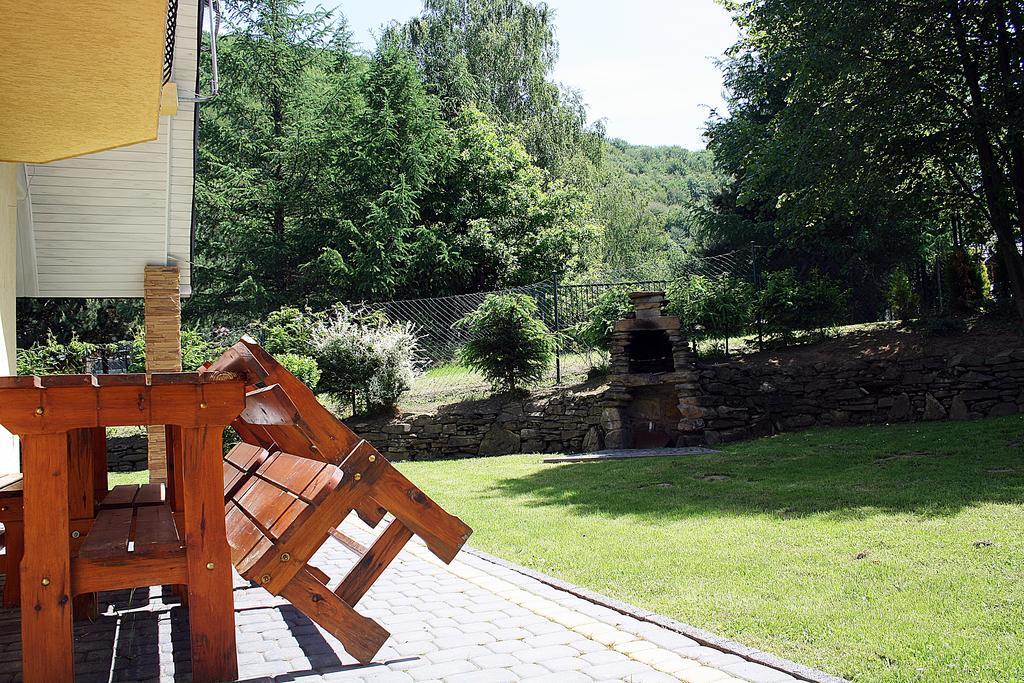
(0, 372), (246, 683)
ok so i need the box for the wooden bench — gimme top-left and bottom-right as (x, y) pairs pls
(0, 477), (163, 608)
(0, 372), (246, 683)
(0, 473), (23, 607)
(99, 483), (166, 509)
(80, 503), (181, 560)
(209, 338), (473, 664)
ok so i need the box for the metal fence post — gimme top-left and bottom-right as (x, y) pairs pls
(552, 274), (562, 384)
(751, 242), (764, 350)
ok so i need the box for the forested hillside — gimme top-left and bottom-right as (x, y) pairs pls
(702, 0), (1024, 321)
(182, 0), (730, 324)
(598, 140), (726, 266)
(19, 0), (1024, 348)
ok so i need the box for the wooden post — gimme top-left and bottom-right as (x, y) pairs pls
(20, 433), (74, 682)
(89, 426), (108, 503)
(144, 265), (182, 484)
(180, 426), (237, 683)
(68, 428), (100, 619)
(164, 424), (188, 605)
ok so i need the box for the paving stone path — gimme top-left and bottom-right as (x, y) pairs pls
(0, 518), (828, 683)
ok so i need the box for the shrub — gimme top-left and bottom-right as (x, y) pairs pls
(312, 306), (418, 413)
(128, 327), (226, 373)
(758, 269), (850, 339)
(16, 333), (97, 375)
(455, 293), (554, 393)
(261, 306), (322, 356)
(572, 287), (632, 352)
(914, 315), (968, 336)
(276, 353), (322, 390)
(666, 275), (753, 352)
(886, 268), (919, 321)
(946, 247), (991, 314)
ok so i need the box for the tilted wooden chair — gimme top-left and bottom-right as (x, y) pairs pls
(207, 338), (472, 663)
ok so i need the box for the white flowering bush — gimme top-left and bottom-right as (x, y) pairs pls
(311, 306), (418, 413)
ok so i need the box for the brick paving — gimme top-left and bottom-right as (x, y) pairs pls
(0, 518), (818, 682)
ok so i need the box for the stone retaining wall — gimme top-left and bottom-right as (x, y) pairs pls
(107, 434), (148, 472)
(346, 346), (1024, 460)
(348, 385), (607, 461)
(696, 348), (1024, 445)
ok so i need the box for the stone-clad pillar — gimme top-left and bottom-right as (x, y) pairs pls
(144, 265), (182, 483)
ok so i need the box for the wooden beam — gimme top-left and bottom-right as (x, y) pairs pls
(71, 553), (187, 595)
(241, 385), (300, 425)
(335, 520), (413, 606)
(279, 567), (389, 664)
(20, 432), (74, 682)
(180, 426), (237, 683)
(0, 379), (245, 434)
(369, 466), (473, 565)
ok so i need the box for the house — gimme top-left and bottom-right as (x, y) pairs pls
(0, 0), (209, 477)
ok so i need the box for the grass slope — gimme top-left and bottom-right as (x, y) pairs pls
(396, 416), (1024, 682)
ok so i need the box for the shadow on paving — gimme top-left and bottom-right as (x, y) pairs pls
(0, 587), (368, 681)
(489, 417), (1024, 520)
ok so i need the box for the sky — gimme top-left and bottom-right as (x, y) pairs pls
(305, 0), (739, 149)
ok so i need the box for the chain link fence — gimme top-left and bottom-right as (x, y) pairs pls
(362, 246), (966, 409)
(362, 249), (760, 409)
(75, 246), (953, 409)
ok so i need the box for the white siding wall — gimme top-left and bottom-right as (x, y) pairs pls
(0, 164), (18, 470)
(22, 0), (199, 298)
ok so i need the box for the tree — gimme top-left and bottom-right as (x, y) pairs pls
(409, 105), (594, 295)
(344, 44), (447, 301)
(189, 0), (596, 326)
(387, 0), (604, 187)
(15, 298), (141, 348)
(667, 275), (753, 353)
(456, 293), (554, 393)
(191, 0), (361, 322)
(706, 0), (1024, 320)
(591, 169), (674, 279)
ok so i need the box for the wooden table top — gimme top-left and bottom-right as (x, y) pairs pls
(0, 372), (246, 436)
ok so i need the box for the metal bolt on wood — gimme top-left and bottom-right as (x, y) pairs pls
(280, 553), (290, 562)
(41, 578), (50, 586)
(206, 562), (215, 570)
(35, 407), (44, 416)
(353, 473), (361, 481)
(260, 574), (271, 584)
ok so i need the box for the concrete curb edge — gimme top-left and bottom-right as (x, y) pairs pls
(462, 546), (849, 683)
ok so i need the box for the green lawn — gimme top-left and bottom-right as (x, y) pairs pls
(395, 416), (1024, 682)
(108, 470), (149, 486)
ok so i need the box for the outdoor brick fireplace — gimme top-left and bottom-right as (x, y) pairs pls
(601, 292), (706, 448)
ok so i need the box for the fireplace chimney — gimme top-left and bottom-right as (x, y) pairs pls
(601, 291), (706, 449)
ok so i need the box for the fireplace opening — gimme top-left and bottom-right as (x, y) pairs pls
(626, 330), (674, 373)
(625, 385), (681, 448)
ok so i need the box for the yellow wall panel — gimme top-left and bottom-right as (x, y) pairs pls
(0, 0), (167, 163)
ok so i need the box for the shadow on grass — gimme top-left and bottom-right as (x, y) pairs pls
(488, 416), (1024, 520)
